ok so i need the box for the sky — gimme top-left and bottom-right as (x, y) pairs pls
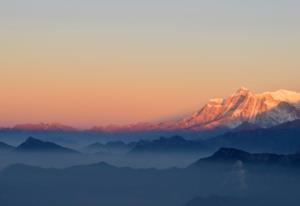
(0, 0), (300, 128)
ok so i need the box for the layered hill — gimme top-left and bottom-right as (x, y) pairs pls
(16, 137), (79, 154)
(2, 148), (300, 206)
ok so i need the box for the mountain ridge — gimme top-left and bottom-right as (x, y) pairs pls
(191, 147), (300, 168)
(1, 87), (299, 133)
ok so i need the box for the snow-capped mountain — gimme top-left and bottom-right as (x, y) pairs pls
(264, 89), (300, 109)
(175, 87), (300, 130)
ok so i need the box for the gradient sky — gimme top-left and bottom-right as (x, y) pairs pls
(0, 0), (300, 128)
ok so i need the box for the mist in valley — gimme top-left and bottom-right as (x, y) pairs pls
(0, 151), (205, 170)
(0, 137), (300, 206)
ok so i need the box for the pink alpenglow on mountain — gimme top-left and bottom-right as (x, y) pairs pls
(176, 87), (300, 130)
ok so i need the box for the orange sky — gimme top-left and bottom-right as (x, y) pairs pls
(0, 1), (299, 128)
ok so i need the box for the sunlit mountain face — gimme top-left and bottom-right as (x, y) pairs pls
(174, 87), (300, 130)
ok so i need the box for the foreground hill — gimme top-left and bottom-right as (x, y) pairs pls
(1, 148), (300, 206)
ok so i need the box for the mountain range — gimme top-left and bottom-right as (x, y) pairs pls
(1, 119), (300, 155)
(128, 119), (300, 154)
(1, 148), (300, 206)
(2, 87), (300, 133)
(0, 87), (299, 147)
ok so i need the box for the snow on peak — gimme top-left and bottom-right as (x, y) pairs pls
(208, 98), (224, 104)
(238, 86), (249, 91)
(232, 86), (253, 96)
(260, 89), (300, 109)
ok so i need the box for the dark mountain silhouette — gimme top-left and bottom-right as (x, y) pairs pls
(80, 119), (300, 155)
(129, 119), (300, 154)
(129, 135), (209, 154)
(191, 148), (300, 167)
(207, 119), (300, 154)
(16, 137), (79, 154)
(0, 141), (15, 152)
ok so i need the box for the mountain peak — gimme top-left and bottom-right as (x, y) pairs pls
(238, 86), (249, 91)
(233, 87), (253, 96)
